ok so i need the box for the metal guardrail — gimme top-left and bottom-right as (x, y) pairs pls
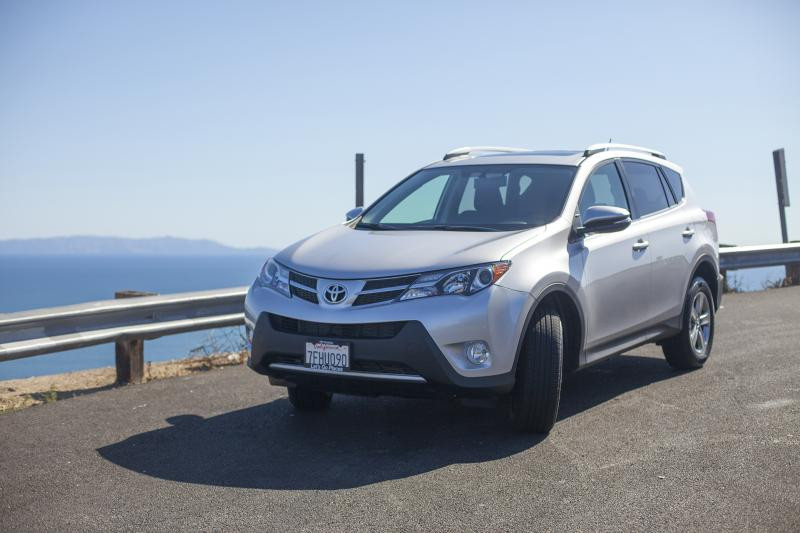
(0, 287), (248, 382)
(719, 242), (800, 270)
(0, 242), (798, 381)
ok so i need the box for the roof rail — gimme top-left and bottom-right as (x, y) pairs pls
(443, 146), (531, 161)
(583, 143), (666, 160)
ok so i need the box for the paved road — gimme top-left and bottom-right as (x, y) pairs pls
(1, 288), (798, 531)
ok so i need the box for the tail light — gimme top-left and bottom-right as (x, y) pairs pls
(704, 210), (716, 224)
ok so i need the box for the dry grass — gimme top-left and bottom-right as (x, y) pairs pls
(0, 351), (248, 414)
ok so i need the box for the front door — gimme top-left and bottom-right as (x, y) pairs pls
(570, 161), (653, 360)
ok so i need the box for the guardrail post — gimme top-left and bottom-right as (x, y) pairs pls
(787, 263), (800, 285)
(114, 290), (157, 384)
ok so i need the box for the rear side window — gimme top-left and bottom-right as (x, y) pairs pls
(662, 167), (684, 201)
(579, 163), (629, 221)
(659, 174), (677, 206)
(623, 161), (670, 217)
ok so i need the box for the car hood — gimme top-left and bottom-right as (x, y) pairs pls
(274, 224), (545, 279)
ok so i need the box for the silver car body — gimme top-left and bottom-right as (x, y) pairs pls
(245, 144), (720, 390)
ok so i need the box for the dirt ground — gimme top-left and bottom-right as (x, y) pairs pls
(0, 351), (247, 413)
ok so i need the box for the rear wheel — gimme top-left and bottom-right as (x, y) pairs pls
(287, 385), (332, 411)
(662, 277), (715, 370)
(509, 303), (563, 433)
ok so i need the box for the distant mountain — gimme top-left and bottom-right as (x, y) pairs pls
(0, 236), (275, 256)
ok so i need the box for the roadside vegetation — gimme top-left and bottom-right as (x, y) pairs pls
(1, 329), (249, 414)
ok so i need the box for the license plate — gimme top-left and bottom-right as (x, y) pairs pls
(305, 340), (350, 372)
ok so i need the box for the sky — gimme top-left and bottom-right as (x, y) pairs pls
(1, 0), (798, 249)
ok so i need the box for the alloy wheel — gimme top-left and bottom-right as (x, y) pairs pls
(689, 291), (711, 357)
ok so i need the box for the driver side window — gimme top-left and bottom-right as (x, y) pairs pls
(579, 163), (629, 222)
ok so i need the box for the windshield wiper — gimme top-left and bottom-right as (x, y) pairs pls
(357, 222), (498, 232)
(428, 225), (497, 232)
(356, 222), (406, 230)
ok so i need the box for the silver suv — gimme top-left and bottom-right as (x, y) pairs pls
(245, 143), (722, 433)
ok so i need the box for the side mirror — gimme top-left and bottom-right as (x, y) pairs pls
(577, 205), (631, 235)
(345, 207), (364, 221)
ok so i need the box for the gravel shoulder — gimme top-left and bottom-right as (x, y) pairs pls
(0, 352), (246, 413)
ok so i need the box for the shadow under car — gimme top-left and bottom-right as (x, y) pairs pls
(97, 353), (679, 490)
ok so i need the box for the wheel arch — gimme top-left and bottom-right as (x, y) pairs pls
(689, 255), (720, 310)
(513, 283), (585, 375)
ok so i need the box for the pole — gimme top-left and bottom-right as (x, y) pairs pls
(772, 148), (798, 284)
(355, 153), (364, 208)
(773, 148), (789, 244)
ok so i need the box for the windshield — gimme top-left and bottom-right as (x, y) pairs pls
(357, 164), (577, 231)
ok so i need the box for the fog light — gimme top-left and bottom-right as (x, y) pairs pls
(465, 341), (491, 365)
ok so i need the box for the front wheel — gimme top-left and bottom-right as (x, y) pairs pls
(509, 303), (563, 433)
(662, 277), (715, 370)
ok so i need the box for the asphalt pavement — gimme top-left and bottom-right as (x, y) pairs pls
(1, 287), (798, 531)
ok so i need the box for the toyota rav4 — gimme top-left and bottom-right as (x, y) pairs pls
(245, 143), (722, 433)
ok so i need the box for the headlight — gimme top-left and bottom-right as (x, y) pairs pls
(256, 258), (291, 298)
(399, 261), (510, 301)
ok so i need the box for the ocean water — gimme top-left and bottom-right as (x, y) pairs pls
(0, 255), (787, 380)
(0, 255), (266, 380)
(724, 266), (789, 292)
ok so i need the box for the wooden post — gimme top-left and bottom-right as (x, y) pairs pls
(114, 290), (157, 384)
(787, 263), (800, 286)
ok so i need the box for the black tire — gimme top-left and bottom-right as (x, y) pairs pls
(287, 386), (332, 411)
(662, 276), (715, 370)
(509, 303), (563, 433)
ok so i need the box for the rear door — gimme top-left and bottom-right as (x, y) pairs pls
(621, 160), (692, 324)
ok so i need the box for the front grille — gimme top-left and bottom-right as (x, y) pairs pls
(286, 269), (416, 307)
(269, 314), (405, 339)
(272, 353), (303, 365)
(351, 360), (417, 375)
(363, 274), (418, 291)
(290, 285), (318, 304)
(353, 289), (405, 306)
(289, 271), (317, 289)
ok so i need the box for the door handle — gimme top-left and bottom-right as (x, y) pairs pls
(632, 239), (649, 251)
(682, 228), (695, 238)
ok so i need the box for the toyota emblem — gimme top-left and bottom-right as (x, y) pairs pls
(323, 284), (347, 304)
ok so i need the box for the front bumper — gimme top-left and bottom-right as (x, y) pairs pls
(245, 283), (534, 397)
